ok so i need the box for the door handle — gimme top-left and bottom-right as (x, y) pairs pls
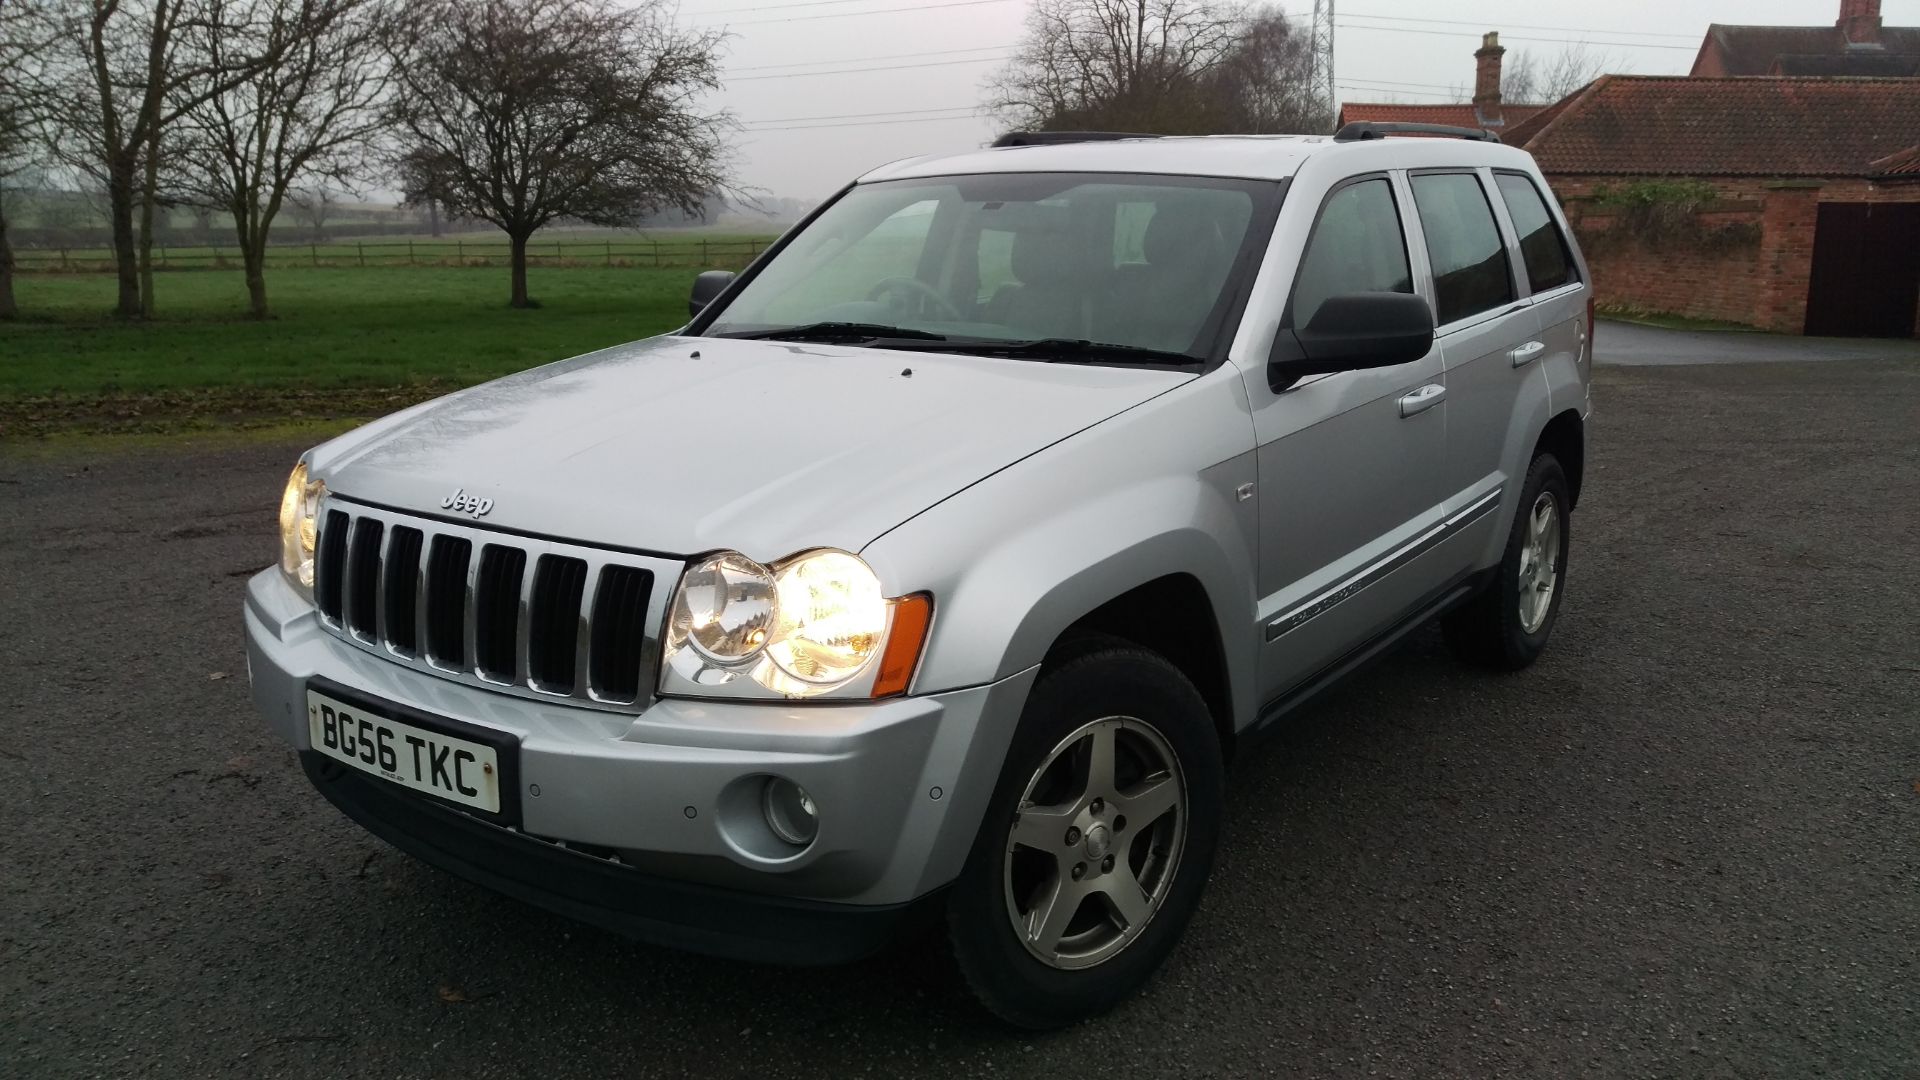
(1398, 383), (1446, 418)
(1510, 340), (1547, 367)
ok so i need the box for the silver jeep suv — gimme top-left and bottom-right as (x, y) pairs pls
(245, 124), (1592, 1028)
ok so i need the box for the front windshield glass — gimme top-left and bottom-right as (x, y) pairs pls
(703, 173), (1275, 359)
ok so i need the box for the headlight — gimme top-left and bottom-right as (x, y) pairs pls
(663, 549), (929, 699)
(277, 461), (326, 597)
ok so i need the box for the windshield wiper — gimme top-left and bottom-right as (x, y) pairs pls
(894, 337), (1200, 366)
(712, 322), (948, 344)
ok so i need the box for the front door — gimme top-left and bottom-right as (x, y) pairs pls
(1242, 174), (1451, 703)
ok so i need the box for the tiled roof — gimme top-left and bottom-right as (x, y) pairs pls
(1336, 102), (1545, 133)
(1699, 24), (1920, 76)
(1870, 144), (1920, 178)
(1510, 76), (1920, 177)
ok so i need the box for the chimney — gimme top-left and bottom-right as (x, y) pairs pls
(1837, 0), (1882, 43)
(1474, 31), (1505, 125)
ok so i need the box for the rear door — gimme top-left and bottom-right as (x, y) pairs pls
(1407, 170), (1536, 536)
(1493, 169), (1587, 413)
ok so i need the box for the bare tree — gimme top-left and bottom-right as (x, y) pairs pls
(1, 0), (61, 319)
(43, 0), (284, 318)
(989, 0), (1244, 134)
(1503, 43), (1615, 105)
(386, 0), (730, 308)
(987, 0), (1322, 135)
(1204, 7), (1327, 133)
(174, 0), (389, 317)
(286, 184), (335, 241)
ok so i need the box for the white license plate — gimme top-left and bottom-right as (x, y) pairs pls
(307, 690), (502, 813)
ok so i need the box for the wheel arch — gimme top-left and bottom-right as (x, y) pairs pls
(1534, 408), (1586, 508)
(1054, 573), (1237, 759)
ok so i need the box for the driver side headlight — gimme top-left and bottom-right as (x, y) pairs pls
(277, 461), (326, 599)
(662, 549), (931, 700)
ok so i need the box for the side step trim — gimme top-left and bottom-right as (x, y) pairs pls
(1245, 570), (1487, 744)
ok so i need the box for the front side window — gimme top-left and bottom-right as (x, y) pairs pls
(1288, 177), (1412, 328)
(1410, 173), (1515, 325)
(1494, 172), (1577, 294)
(703, 173), (1275, 362)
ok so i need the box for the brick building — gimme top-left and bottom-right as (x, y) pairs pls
(1337, 1), (1920, 337)
(1691, 0), (1920, 76)
(1337, 32), (1544, 136)
(1504, 76), (1920, 336)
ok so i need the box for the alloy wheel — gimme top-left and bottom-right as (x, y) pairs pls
(1517, 491), (1561, 634)
(1002, 716), (1187, 970)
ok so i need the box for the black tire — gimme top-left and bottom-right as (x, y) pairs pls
(946, 640), (1223, 1029)
(1443, 453), (1572, 670)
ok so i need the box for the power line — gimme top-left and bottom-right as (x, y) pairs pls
(1341, 77), (1463, 92)
(693, 0), (922, 15)
(742, 105), (981, 126)
(730, 53), (1011, 81)
(702, 0), (1019, 26)
(1338, 23), (1699, 51)
(742, 113), (989, 133)
(1342, 11), (1699, 41)
(1338, 84), (1464, 100)
(728, 43), (1014, 73)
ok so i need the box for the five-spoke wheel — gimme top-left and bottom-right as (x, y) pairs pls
(1003, 717), (1186, 969)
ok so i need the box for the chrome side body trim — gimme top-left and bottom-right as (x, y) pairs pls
(1265, 487), (1504, 642)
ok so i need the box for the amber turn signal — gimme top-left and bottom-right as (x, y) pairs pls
(871, 594), (932, 698)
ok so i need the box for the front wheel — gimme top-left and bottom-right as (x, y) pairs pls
(1443, 453), (1572, 670)
(946, 642), (1223, 1029)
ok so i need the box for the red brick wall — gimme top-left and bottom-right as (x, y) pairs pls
(1542, 174), (1920, 334)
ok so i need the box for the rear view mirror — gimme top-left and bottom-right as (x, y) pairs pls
(1269, 292), (1435, 390)
(688, 270), (735, 319)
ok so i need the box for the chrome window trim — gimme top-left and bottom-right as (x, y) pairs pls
(1265, 487), (1504, 642)
(312, 496), (680, 714)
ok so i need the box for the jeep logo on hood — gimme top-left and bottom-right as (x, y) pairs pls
(442, 488), (494, 518)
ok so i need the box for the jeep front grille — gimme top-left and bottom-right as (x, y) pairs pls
(313, 499), (678, 712)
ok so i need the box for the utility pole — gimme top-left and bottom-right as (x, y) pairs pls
(1309, 0), (1337, 130)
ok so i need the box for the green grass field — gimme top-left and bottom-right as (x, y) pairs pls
(1, 266), (703, 398)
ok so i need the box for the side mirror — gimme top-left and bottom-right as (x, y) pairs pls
(688, 270), (735, 319)
(1268, 292), (1435, 391)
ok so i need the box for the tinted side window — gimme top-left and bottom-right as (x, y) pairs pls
(1290, 177), (1412, 328)
(1495, 173), (1577, 293)
(1410, 173), (1515, 325)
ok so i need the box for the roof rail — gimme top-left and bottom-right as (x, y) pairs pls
(991, 131), (1163, 148)
(1333, 121), (1501, 144)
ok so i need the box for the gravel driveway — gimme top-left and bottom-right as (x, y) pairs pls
(3, 354), (1917, 1078)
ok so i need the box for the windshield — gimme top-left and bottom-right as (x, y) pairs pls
(702, 173), (1277, 362)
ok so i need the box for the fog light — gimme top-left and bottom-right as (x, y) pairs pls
(762, 777), (818, 846)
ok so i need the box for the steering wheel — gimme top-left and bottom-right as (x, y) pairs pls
(868, 276), (962, 321)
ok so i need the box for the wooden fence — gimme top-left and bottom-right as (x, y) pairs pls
(12, 237), (773, 273)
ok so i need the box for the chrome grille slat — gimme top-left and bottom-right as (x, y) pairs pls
(312, 499), (673, 714)
(513, 550), (537, 687)
(413, 532), (432, 667)
(572, 561), (600, 700)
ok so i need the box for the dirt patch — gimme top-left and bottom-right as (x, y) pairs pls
(0, 383), (460, 440)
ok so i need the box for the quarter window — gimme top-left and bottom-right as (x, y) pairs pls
(1410, 173), (1515, 325)
(1289, 177), (1412, 329)
(1495, 173), (1577, 293)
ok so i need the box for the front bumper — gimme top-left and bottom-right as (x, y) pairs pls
(244, 570), (1036, 955)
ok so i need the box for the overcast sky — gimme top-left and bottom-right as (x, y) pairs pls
(680, 0), (1920, 201)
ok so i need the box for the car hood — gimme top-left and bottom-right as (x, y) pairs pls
(311, 335), (1189, 560)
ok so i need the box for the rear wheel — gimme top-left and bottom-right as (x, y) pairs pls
(946, 642), (1222, 1028)
(1443, 453), (1571, 670)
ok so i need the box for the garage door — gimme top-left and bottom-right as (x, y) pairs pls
(1804, 203), (1920, 338)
